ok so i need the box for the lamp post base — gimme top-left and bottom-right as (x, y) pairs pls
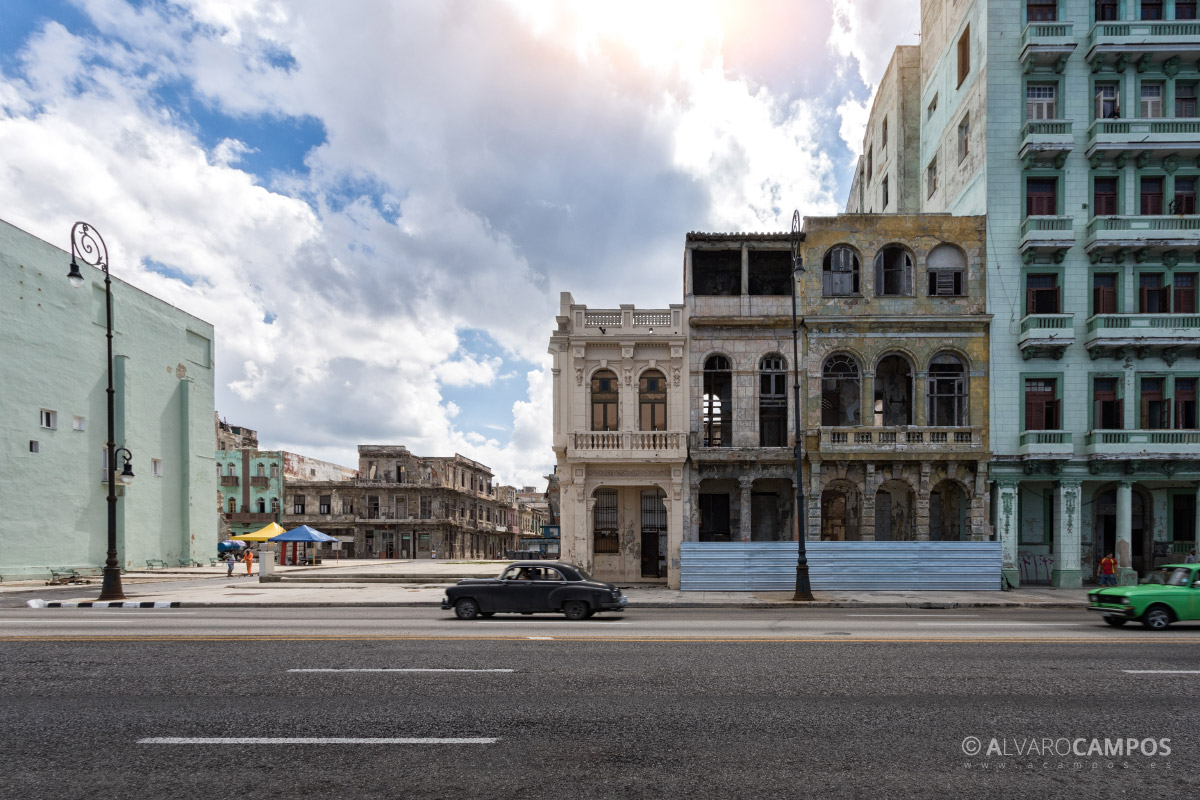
(792, 564), (814, 601)
(97, 566), (126, 601)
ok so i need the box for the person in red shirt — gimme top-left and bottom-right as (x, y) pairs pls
(1098, 553), (1117, 586)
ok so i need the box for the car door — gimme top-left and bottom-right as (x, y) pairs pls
(490, 567), (534, 612)
(1191, 570), (1200, 620)
(529, 567), (569, 611)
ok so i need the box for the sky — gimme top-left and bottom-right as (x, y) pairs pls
(0, 0), (920, 488)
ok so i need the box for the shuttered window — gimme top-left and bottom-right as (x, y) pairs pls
(1093, 273), (1118, 314)
(1140, 177), (1164, 215)
(1094, 177), (1119, 215)
(1026, 178), (1057, 216)
(1024, 379), (1059, 431)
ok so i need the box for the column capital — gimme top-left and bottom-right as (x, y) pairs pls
(1054, 479), (1082, 490)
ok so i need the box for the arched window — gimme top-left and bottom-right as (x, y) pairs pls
(822, 246), (860, 296)
(270, 497), (280, 514)
(702, 355), (732, 447)
(227, 497), (236, 513)
(591, 369), (619, 431)
(226, 463), (236, 476)
(256, 498), (266, 514)
(759, 354), (787, 446)
(270, 463), (279, 479)
(256, 462), (265, 477)
(874, 354), (914, 425)
(874, 245), (913, 296)
(927, 243), (967, 296)
(639, 370), (667, 431)
(927, 353), (967, 426)
(822, 355), (861, 426)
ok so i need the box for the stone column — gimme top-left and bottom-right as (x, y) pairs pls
(996, 481), (1019, 588)
(806, 460), (821, 541)
(664, 490), (682, 590)
(1115, 480), (1136, 585)
(861, 464), (877, 541)
(738, 475), (753, 541)
(1051, 479), (1082, 588)
(915, 462), (931, 541)
(914, 370), (928, 426)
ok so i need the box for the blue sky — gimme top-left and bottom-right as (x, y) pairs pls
(0, 0), (917, 486)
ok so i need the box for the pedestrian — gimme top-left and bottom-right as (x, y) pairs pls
(431, 548), (438, 560)
(1098, 553), (1117, 586)
(224, 552), (235, 576)
(1186, 549), (1197, 564)
(242, 548), (254, 575)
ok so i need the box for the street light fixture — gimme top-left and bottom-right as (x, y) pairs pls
(68, 221), (131, 601)
(789, 210), (814, 601)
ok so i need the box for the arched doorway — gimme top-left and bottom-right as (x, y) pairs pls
(821, 483), (861, 541)
(874, 480), (914, 541)
(874, 355), (914, 425)
(1093, 485), (1152, 577)
(929, 480), (967, 541)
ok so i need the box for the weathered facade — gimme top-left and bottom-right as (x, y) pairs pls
(549, 294), (689, 586)
(281, 444), (518, 559)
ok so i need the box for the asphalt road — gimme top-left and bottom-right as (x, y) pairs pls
(2, 608), (1197, 799)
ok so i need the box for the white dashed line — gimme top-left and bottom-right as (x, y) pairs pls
(288, 669), (514, 673)
(139, 737), (496, 745)
(526, 637), (554, 640)
(1122, 670), (1200, 674)
(848, 614), (981, 618)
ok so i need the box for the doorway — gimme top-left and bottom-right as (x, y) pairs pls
(640, 490), (667, 578)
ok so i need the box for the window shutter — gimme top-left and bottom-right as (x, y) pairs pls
(1053, 285), (1061, 313)
(1141, 393), (1150, 428)
(1051, 398), (1061, 429)
(1163, 284), (1173, 313)
(1140, 286), (1149, 313)
(875, 252), (884, 293)
(1026, 287), (1036, 315)
(1026, 393), (1043, 431)
(1166, 399), (1174, 430)
(902, 254), (913, 295)
(1116, 398), (1124, 429)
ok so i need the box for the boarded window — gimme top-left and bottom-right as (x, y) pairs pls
(822, 246), (860, 296)
(927, 244), (967, 297)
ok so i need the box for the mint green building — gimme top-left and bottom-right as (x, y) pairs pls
(215, 449), (285, 538)
(0, 219), (217, 578)
(849, 0), (1200, 586)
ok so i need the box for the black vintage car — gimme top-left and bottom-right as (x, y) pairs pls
(441, 561), (628, 620)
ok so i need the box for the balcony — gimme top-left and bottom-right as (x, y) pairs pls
(1084, 313), (1200, 360)
(1086, 429), (1200, 458)
(1086, 216), (1200, 255)
(1019, 430), (1074, 458)
(1019, 121), (1073, 166)
(225, 512), (274, 524)
(1086, 20), (1200, 64)
(249, 475), (269, 488)
(1020, 216), (1074, 256)
(219, 475), (239, 487)
(817, 426), (984, 456)
(1020, 22), (1078, 70)
(1018, 314), (1074, 359)
(566, 430), (687, 461)
(1087, 118), (1200, 157)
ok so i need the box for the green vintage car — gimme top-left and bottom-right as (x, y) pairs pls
(1087, 563), (1200, 630)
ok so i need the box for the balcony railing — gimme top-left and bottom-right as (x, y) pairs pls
(1088, 118), (1200, 151)
(1086, 429), (1200, 456)
(1086, 216), (1200, 249)
(1020, 216), (1075, 250)
(249, 475), (269, 488)
(1019, 430), (1074, 457)
(1021, 119), (1073, 138)
(219, 475), (239, 487)
(579, 306), (681, 332)
(1086, 313), (1200, 335)
(226, 512), (275, 523)
(569, 431), (686, 454)
(1023, 22), (1075, 47)
(1089, 20), (1200, 52)
(819, 426), (982, 453)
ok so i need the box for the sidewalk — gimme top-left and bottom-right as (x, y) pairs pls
(12, 559), (1092, 609)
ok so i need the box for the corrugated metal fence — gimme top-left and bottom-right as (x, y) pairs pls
(680, 541), (1001, 591)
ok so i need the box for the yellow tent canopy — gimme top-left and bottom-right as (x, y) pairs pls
(231, 522), (286, 542)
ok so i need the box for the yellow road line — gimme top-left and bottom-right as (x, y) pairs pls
(2, 635), (1199, 643)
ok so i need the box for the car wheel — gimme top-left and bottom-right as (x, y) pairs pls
(563, 599), (589, 620)
(1142, 605), (1172, 631)
(454, 598), (480, 620)
(1103, 616), (1128, 627)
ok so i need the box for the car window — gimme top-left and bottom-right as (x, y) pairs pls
(542, 569), (565, 581)
(574, 567), (591, 581)
(501, 567), (522, 581)
(1165, 568), (1192, 587)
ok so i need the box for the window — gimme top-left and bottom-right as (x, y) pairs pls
(293, 494), (306, 515)
(342, 498), (354, 514)
(1026, 177), (1057, 217)
(928, 93), (938, 119)
(881, 117), (888, 151)
(1027, 84), (1057, 120)
(1140, 82), (1164, 118)
(881, 176), (889, 209)
(1024, 379), (1060, 430)
(29, 441), (38, 453)
(957, 25), (970, 87)
(1177, 378), (1198, 428)
(256, 463), (265, 477)
(867, 145), (873, 177)
(639, 370), (667, 431)
(1094, 177), (1119, 216)
(1175, 273), (1197, 313)
(39, 409), (56, 429)
(927, 157), (938, 198)
(271, 497), (280, 514)
(702, 355), (732, 447)
(590, 369), (619, 431)
(1096, 0), (1119, 19)
(270, 463), (279, 479)
(874, 245), (913, 296)
(420, 496), (431, 519)
(226, 463), (236, 476)
(1026, 274), (1061, 314)
(927, 354), (968, 427)
(1176, 83), (1197, 117)
(72, 415), (86, 432)
(1141, 177), (1164, 215)
(1028, 0), (1057, 20)
(1173, 177), (1196, 214)
(821, 355), (861, 426)
(1093, 273), (1119, 314)
(822, 245), (861, 296)
(151, 458), (163, 477)
(1140, 273), (1169, 312)
(256, 498), (266, 514)
(1141, 377), (1169, 429)
(319, 495), (331, 515)
(759, 355), (787, 447)
(593, 489), (619, 554)
(1093, 377), (1123, 430)
(927, 244), (967, 296)
(958, 115), (970, 161)
(228, 497), (237, 514)
(1142, 0), (1163, 19)
(1180, 0), (1198, 18)
(874, 355), (914, 425)
(1095, 82), (1120, 119)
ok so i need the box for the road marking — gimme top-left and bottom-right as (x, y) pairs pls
(916, 622), (1082, 627)
(138, 737), (496, 745)
(4, 635), (1199, 643)
(288, 668), (514, 673)
(475, 621), (632, 625)
(848, 614), (980, 618)
(527, 637), (554, 640)
(1122, 669), (1200, 674)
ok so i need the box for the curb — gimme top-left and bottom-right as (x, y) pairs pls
(26, 600), (182, 609)
(22, 600), (1088, 609)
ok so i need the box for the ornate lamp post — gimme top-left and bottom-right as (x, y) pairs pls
(68, 222), (134, 601)
(790, 210), (813, 601)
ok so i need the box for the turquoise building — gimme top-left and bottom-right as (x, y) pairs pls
(849, 0), (1200, 586)
(214, 449), (285, 538)
(0, 219), (217, 578)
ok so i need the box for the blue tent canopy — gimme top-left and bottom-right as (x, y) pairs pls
(269, 525), (338, 543)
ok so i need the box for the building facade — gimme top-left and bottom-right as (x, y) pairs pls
(549, 294), (689, 586)
(281, 444), (518, 559)
(0, 218), (217, 577)
(848, 0), (1200, 586)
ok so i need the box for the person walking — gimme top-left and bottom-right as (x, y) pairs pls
(1186, 549), (1197, 564)
(225, 552), (235, 577)
(1098, 553), (1118, 586)
(242, 548), (254, 576)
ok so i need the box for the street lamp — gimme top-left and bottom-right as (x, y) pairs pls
(789, 210), (814, 601)
(68, 221), (133, 601)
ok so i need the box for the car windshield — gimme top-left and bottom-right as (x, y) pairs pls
(1165, 568), (1193, 587)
